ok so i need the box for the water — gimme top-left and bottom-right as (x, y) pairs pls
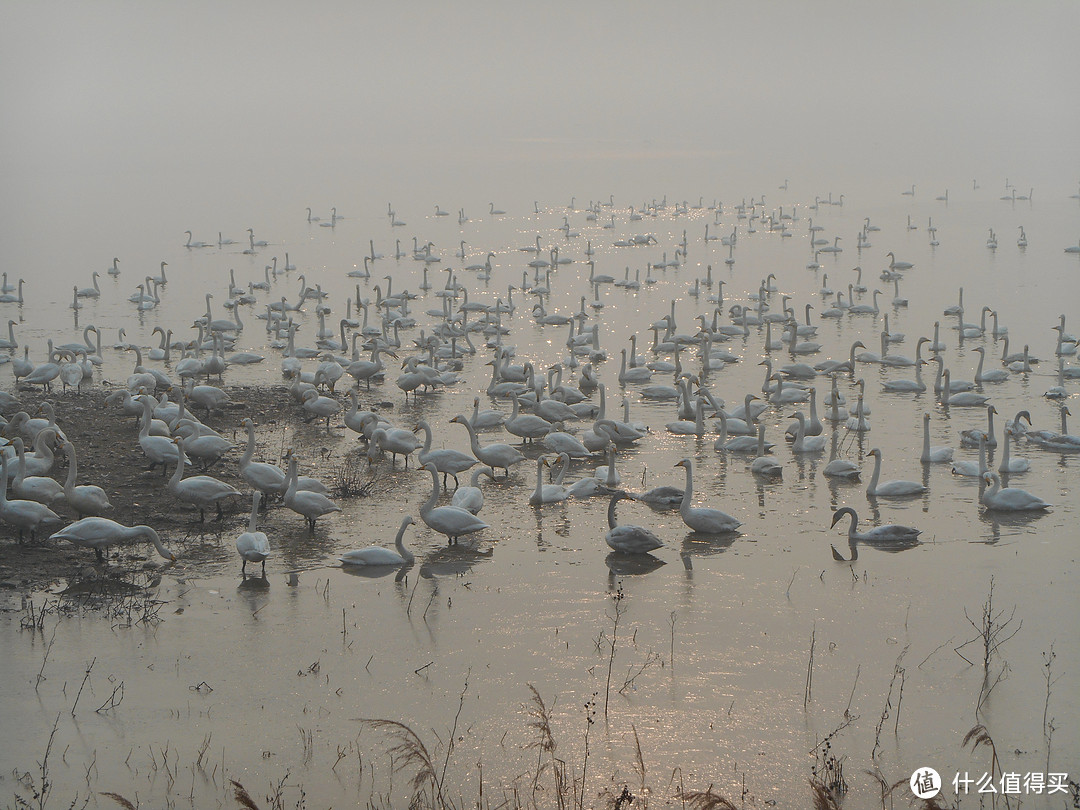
(2, 4), (1079, 806)
(1, 182), (1078, 808)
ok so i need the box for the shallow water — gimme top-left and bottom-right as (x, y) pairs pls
(1, 184), (1078, 809)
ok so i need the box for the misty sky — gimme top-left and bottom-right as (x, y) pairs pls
(2, 1), (1078, 216)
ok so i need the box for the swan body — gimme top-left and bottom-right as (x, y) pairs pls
(340, 516), (416, 566)
(236, 493), (271, 574)
(604, 492), (664, 554)
(51, 517), (175, 562)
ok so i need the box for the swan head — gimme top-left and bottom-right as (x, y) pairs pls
(674, 458), (690, 470)
(830, 508), (855, 529)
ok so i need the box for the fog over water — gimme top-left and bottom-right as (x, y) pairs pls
(0, 3), (1078, 809)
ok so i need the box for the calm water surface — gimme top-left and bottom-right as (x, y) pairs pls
(1, 182), (1078, 808)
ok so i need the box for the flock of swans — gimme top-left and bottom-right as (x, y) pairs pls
(1, 185), (1077, 577)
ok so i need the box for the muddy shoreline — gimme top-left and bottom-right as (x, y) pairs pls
(0, 383), (390, 593)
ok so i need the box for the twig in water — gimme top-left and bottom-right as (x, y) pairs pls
(71, 657), (97, 716)
(804, 624), (816, 708)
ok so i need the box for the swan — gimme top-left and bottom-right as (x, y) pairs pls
(370, 424), (422, 467)
(980, 472), (1050, 511)
(604, 491), (664, 554)
(450, 415), (525, 476)
(138, 397), (184, 473)
(865, 448), (926, 497)
(173, 419), (233, 468)
(469, 397), (505, 429)
(452, 466), (495, 514)
(169, 437), (241, 521)
(529, 456), (569, 505)
(505, 397), (554, 443)
(301, 388), (341, 429)
(666, 396), (706, 436)
(417, 419), (477, 487)
(51, 517), (175, 563)
(829, 507), (920, 562)
(60, 441), (112, 517)
(960, 405), (999, 448)
(76, 271), (101, 299)
(823, 436), (860, 479)
(284, 454), (341, 529)
(10, 438), (65, 505)
(0, 278), (24, 304)
(920, 413), (954, 463)
(340, 516), (416, 566)
(488, 202), (506, 216)
(714, 411), (761, 453)
(942, 370), (989, 407)
(0, 453), (62, 541)
(750, 425), (782, 477)
(236, 493), (271, 575)
(238, 418), (290, 499)
(997, 429), (1030, 474)
(184, 230), (211, 248)
(420, 462), (489, 544)
(674, 458), (740, 533)
(1027, 406), (1080, 449)
(885, 252), (914, 271)
(952, 433), (989, 478)
(789, 411), (827, 453)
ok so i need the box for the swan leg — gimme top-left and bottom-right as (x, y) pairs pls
(241, 559), (247, 575)
(216, 502), (225, 521)
(260, 559), (266, 576)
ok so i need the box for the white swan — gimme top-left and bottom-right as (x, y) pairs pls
(284, 454), (341, 529)
(0, 453), (61, 541)
(419, 463), (489, 544)
(417, 419), (477, 487)
(236, 493), (271, 574)
(750, 424), (782, 477)
(450, 415), (525, 476)
(980, 472), (1050, 511)
(168, 437), (241, 521)
(920, 413), (954, 463)
(340, 516), (416, 566)
(60, 441), (112, 517)
(604, 491), (664, 554)
(865, 448), (926, 497)
(451, 466), (495, 514)
(674, 458), (740, 533)
(51, 517), (175, 563)
(789, 411), (826, 453)
(10, 438), (64, 505)
(529, 456), (569, 505)
(997, 429), (1030, 474)
(829, 507), (920, 562)
(951, 434), (988, 478)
